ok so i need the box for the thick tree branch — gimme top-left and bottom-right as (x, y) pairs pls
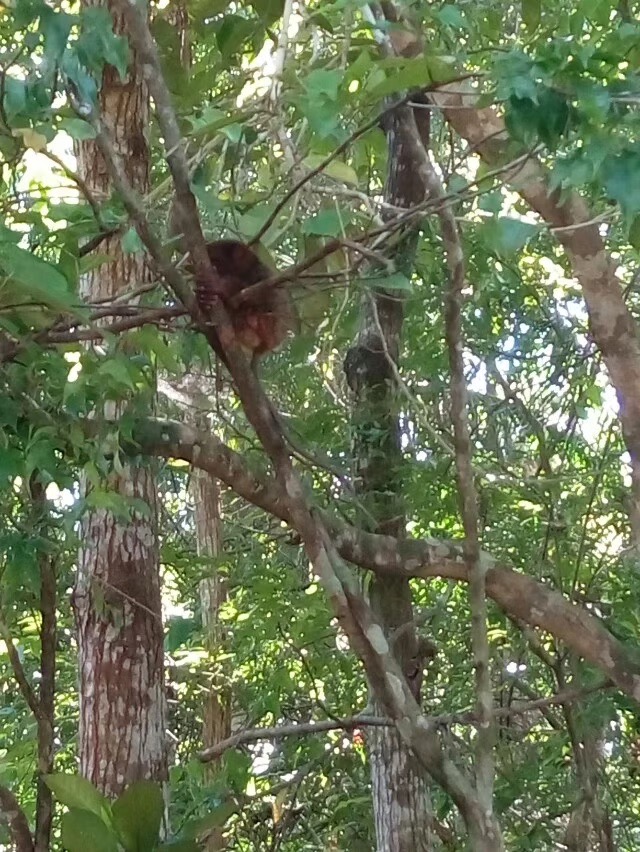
(114, 417), (640, 704)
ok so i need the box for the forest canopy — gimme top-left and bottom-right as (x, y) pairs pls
(1, 0), (640, 850)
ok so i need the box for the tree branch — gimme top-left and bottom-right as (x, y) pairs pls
(108, 416), (640, 704)
(0, 786), (34, 852)
(432, 80), (640, 549)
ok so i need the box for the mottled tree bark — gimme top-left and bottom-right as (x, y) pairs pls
(344, 103), (434, 852)
(192, 467), (230, 851)
(73, 0), (167, 796)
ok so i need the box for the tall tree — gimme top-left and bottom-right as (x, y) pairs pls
(72, 0), (166, 795)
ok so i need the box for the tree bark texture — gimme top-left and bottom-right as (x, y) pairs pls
(192, 468), (231, 760)
(73, 0), (167, 796)
(345, 103), (433, 852)
(192, 467), (230, 851)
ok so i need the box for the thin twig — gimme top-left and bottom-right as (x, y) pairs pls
(199, 680), (610, 762)
(0, 616), (41, 720)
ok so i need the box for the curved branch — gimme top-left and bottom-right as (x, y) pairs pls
(432, 81), (640, 545)
(0, 786), (34, 852)
(123, 417), (640, 704)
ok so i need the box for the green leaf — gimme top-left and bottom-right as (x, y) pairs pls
(522, 0), (541, 31)
(128, 326), (180, 374)
(182, 800), (239, 837)
(480, 216), (539, 256)
(216, 15), (257, 59)
(303, 68), (343, 100)
(629, 214), (640, 249)
(60, 53), (98, 106)
(302, 208), (351, 237)
(435, 5), (469, 30)
(366, 271), (413, 292)
(165, 616), (198, 652)
(601, 150), (640, 219)
(365, 57), (432, 100)
(121, 228), (144, 255)
(97, 358), (137, 391)
(302, 155), (358, 186)
(112, 780), (164, 852)
(505, 90), (571, 148)
(44, 774), (110, 817)
(61, 808), (118, 852)
(40, 7), (74, 62)
(59, 118), (97, 141)
(0, 243), (78, 313)
(76, 6), (130, 79)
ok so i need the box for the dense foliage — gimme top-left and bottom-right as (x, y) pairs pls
(2, 0), (640, 849)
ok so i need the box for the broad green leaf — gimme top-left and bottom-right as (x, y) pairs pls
(97, 358), (137, 391)
(302, 208), (351, 237)
(629, 214), (640, 249)
(112, 780), (164, 852)
(480, 216), (539, 256)
(365, 57), (431, 100)
(435, 5), (469, 30)
(522, 0), (541, 31)
(366, 271), (413, 292)
(216, 15), (257, 58)
(2, 78), (27, 122)
(505, 90), (571, 148)
(121, 227), (144, 255)
(39, 6), (74, 62)
(302, 155), (358, 186)
(0, 243), (78, 313)
(76, 6), (130, 79)
(303, 68), (343, 100)
(61, 808), (118, 852)
(182, 800), (239, 837)
(44, 773), (110, 817)
(601, 150), (640, 219)
(59, 118), (97, 141)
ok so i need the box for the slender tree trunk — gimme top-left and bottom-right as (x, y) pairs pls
(193, 470), (230, 758)
(192, 465), (230, 851)
(30, 476), (56, 852)
(344, 104), (434, 851)
(72, 0), (167, 796)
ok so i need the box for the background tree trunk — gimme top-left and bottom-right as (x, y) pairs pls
(72, 0), (167, 796)
(344, 102), (434, 851)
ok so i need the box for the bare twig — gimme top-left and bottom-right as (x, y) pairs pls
(0, 617), (41, 720)
(252, 76), (476, 245)
(407, 116), (497, 824)
(199, 681), (610, 762)
(199, 715), (390, 762)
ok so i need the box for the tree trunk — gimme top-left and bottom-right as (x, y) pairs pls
(344, 103), (434, 851)
(193, 470), (230, 759)
(72, 0), (167, 796)
(192, 466), (230, 851)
